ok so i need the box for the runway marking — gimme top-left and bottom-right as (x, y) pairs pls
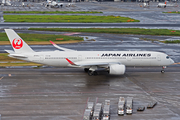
(0, 77), (3, 80)
(96, 97), (98, 104)
(82, 97), (90, 120)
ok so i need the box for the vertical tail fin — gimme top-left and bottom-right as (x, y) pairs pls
(5, 29), (34, 53)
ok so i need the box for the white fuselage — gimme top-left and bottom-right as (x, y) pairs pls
(17, 51), (174, 67)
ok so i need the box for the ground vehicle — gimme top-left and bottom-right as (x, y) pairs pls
(147, 101), (157, 109)
(118, 97), (125, 115)
(137, 106), (145, 111)
(118, 103), (125, 115)
(102, 105), (110, 120)
(126, 97), (133, 114)
(83, 109), (91, 120)
(92, 103), (102, 120)
(87, 102), (94, 115)
(102, 100), (110, 120)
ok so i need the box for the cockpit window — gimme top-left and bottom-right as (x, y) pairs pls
(166, 56), (170, 59)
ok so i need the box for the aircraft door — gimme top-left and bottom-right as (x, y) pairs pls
(78, 55), (82, 61)
(127, 56), (131, 61)
(33, 55), (44, 62)
(39, 55), (44, 62)
(157, 55), (161, 61)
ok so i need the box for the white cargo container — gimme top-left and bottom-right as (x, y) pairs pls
(87, 102), (94, 115)
(92, 103), (102, 120)
(83, 109), (91, 120)
(118, 97), (125, 115)
(126, 97), (133, 114)
(119, 97), (125, 104)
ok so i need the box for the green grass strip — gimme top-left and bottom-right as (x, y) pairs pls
(29, 28), (180, 36)
(163, 11), (180, 14)
(164, 40), (180, 43)
(0, 53), (20, 62)
(3, 15), (139, 23)
(0, 32), (83, 42)
(3, 11), (103, 14)
(0, 53), (41, 67)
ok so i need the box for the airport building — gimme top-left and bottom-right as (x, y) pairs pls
(11, 0), (178, 2)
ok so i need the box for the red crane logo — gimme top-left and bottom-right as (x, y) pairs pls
(12, 38), (23, 49)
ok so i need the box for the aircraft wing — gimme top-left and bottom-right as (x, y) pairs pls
(50, 41), (76, 51)
(66, 58), (120, 67)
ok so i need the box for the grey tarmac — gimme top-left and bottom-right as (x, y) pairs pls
(0, 67), (180, 120)
(1, 2), (180, 29)
(1, 23), (180, 29)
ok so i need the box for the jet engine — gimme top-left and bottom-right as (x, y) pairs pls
(109, 64), (125, 75)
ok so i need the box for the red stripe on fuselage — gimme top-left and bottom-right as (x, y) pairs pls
(66, 58), (76, 65)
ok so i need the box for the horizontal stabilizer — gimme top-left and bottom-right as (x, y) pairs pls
(9, 54), (27, 58)
(5, 50), (15, 54)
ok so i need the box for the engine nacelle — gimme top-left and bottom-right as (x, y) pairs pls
(109, 64), (126, 75)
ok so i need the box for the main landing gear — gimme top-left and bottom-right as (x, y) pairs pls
(84, 68), (98, 76)
(161, 66), (166, 73)
(88, 70), (98, 76)
(84, 68), (89, 73)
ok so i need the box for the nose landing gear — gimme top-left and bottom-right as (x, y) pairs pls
(161, 66), (166, 73)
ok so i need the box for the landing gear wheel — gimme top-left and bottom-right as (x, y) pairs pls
(88, 71), (97, 76)
(93, 71), (98, 76)
(84, 68), (89, 73)
(88, 70), (94, 76)
(161, 66), (166, 73)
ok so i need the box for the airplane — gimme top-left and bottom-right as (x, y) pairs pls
(0, 0), (11, 6)
(45, 0), (63, 8)
(5, 29), (174, 76)
(157, 1), (167, 8)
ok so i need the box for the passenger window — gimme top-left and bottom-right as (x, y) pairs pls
(166, 56), (169, 59)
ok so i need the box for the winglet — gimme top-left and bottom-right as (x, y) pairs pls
(50, 41), (76, 51)
(66, 58), (76, 65)
(50, 40), (55, 45)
